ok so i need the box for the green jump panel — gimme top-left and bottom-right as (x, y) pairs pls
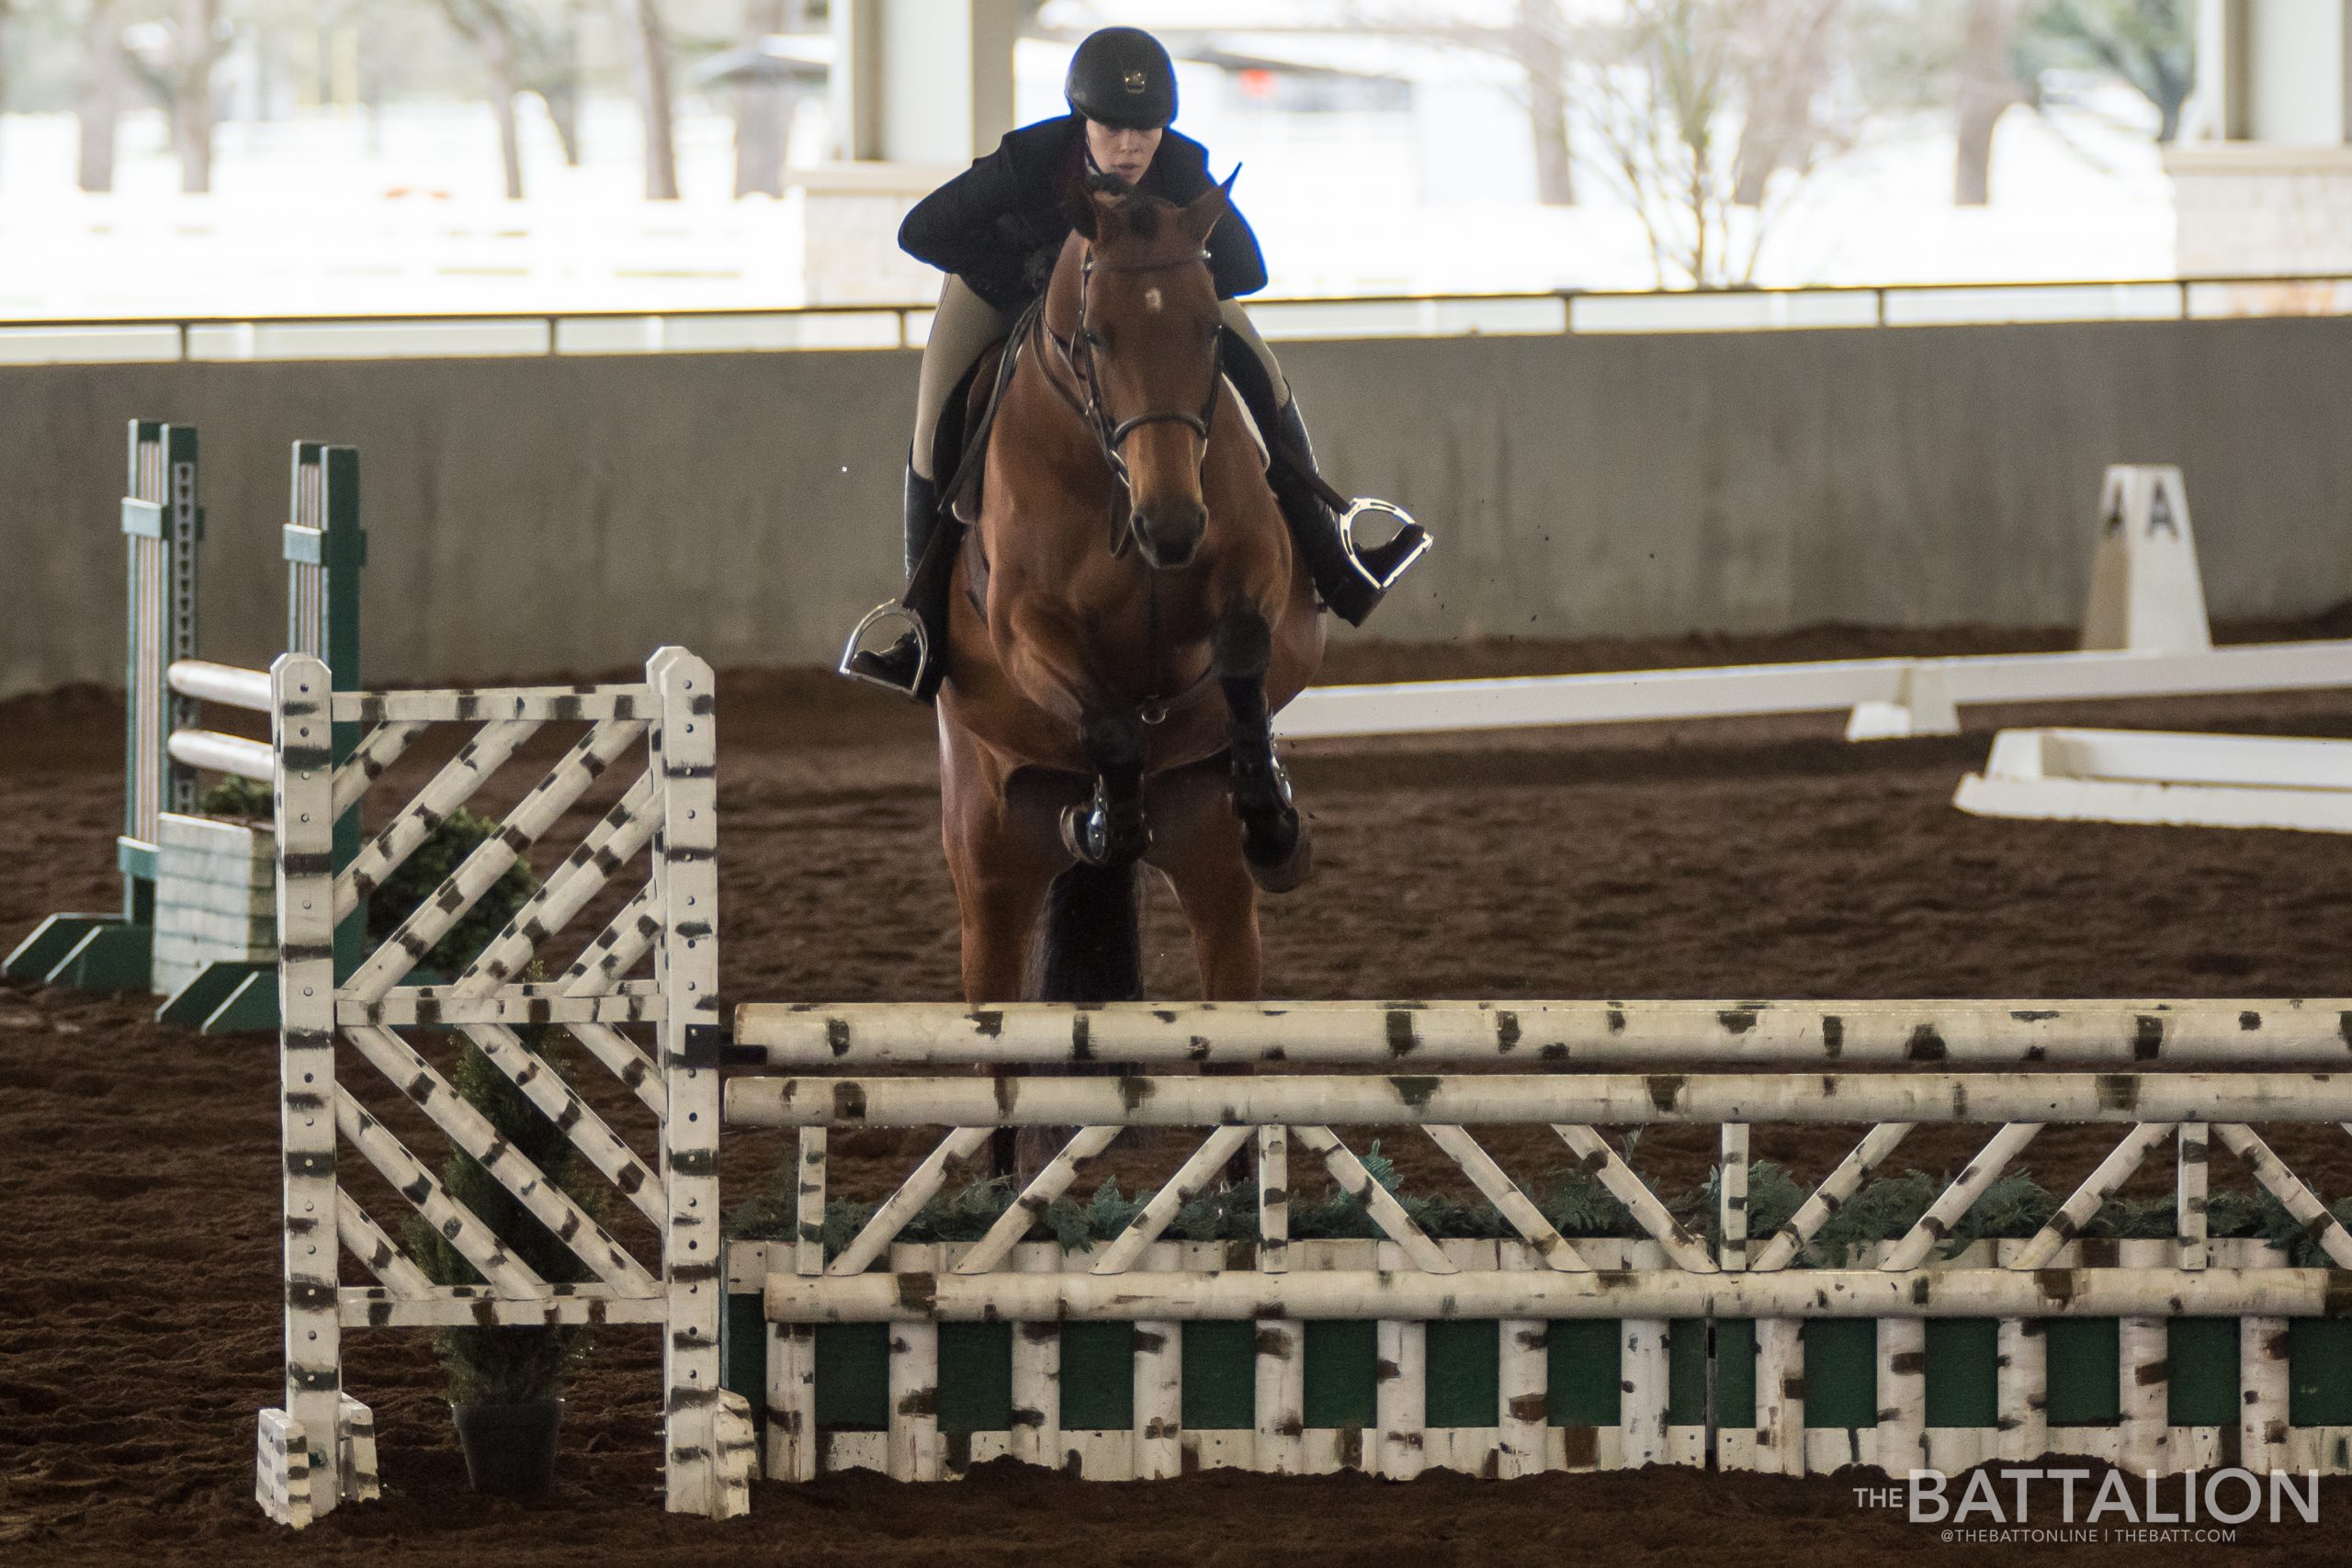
(1663, 1319), (1756, 1427)
(2290, 1318), (2352, 1427)
(937, 1322), (1012, 1435)
(1058, 1322), (1134, 1430)
(2168, 1318), (2240, 1427)
(43, 921), (153, 992)
(1803, 1319), (1877, 1428)
(2045, 1318), (2120, 1427)
(723, 1294), (766, 1426)
(1303, 1320), (1377, 1429)
(815, 1322), (889, 1431)
(1425, 1319), (1499, 1428)
(1547, 1318), (1621, 1427)
(3, 914), (121, 981)
(1181, 1321), (1255, 1430)
(1925, 1318), (1998, 1429)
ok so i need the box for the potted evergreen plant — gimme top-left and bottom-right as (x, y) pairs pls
(388, 808), (596, 1495)
(408, 1031), (602, 1495)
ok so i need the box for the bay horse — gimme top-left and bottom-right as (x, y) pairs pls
(934, 174), (1321, 1043)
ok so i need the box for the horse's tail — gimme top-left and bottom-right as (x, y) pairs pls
(1033, 861), (1142, 1002)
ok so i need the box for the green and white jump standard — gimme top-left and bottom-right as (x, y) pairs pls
(4, 421), (365, 1030)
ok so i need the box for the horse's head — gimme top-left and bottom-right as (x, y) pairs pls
(1058, 174), (1236, 570)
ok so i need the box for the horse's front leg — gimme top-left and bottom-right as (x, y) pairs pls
(1214, 606), (1313, 893)
(1059, 706), (1152, 868)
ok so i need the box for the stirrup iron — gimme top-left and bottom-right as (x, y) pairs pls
(1338, 498), (1431, 592)
(838, 601), (930, 695)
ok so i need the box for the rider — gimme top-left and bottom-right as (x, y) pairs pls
(844, 25), (1429, 701)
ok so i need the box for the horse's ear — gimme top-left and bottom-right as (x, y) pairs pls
(1060, 173), (1100, 241)
(1183, 166), (1238, 243)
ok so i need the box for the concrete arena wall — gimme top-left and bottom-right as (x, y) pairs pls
(4, 315), (2350, 700)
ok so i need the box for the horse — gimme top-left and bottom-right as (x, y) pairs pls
(933, 174), (1322, 1078)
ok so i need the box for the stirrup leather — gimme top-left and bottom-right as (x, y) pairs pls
(1337, 498), (1431, 592)
(838, 601), (931, 695)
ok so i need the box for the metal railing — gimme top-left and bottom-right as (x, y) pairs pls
(5, 273), (2350, 366)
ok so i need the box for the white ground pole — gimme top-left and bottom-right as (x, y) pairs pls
(1278, 465), (2339, 746)
(1275, 640), (2352, 744)
(1956, 728), (2352, 834)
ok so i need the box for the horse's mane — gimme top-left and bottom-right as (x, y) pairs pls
(1080, 173), (1173, 242)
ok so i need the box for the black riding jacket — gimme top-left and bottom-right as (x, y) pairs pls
(899, 115), (1268, 313)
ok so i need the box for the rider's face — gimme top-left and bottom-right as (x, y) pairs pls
(1085, 120), (1163, 186)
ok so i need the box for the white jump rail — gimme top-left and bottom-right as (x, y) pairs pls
(734, 997), (2352, 1067)
(164, 659), (276, 781)
(740, 993), (2352, 1488)
(1956, 728), (2352, 833)
(1275, 639), (2352, 742)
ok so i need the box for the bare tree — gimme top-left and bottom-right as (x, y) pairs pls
(1510, 0), (1575, 206)
(122, 0), (232, 192)
(533, 1), (582, 167)
(1732, 0), (1847, 206)
(78, 0), (123, 192)
(1954, 0), (2022, 205)
(2026, 0), (2192, 141)
(1577, 0), (1862, 287)
(0, 0), (15, 186)
(1352, 1), (1582, 207)
(435, 0), (528, 197)
(612, 0), (679, 199)
(732, 0), (805, 197)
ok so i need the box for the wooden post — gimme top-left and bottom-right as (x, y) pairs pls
(2241, 1309), (2290, 1473)
(651, 647), (728, 1515)
(1010, 1241), (1061, 1467)
(1754, 1317), (1804, 1475)
(1621, 1239), (1668, 1470)
(268, 652), (343, 1517)
(1375, 1242), (1426, 1479)
(1135, 1245), (1182, 1480)
(2118, 1237), (2172, 1474)
(887, 1242), (943, 1482)
(1498, 1241), (1549, 1478)
(768, 1123), (826, 1484)
(1877, 1254), (1928, 1477)
(1996, 1240), (2048, 1463)
(2177, 1125), (2209, 1271)
(1255, 1319), (1305, 1475)
(1719, 1124), (1748, 1270)
(766, 1320), (817, 1483)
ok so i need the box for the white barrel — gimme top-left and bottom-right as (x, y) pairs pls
(168, 658), (275, 713)
(166, 727), (274, 783)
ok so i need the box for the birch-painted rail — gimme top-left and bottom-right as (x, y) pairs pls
(733, 997), (2352, 1067)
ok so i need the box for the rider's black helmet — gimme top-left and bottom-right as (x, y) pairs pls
(1065, 28), (1177, 130)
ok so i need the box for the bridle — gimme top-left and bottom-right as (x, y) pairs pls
(1032, 242), (1227, 722)
(1036, 245), (1225, 517)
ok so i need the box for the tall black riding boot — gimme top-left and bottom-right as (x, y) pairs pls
(841, 463), (955, 703)
(1266, 397), (1429, 627)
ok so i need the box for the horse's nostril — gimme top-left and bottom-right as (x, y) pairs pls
(1135, 503), (1205, 569)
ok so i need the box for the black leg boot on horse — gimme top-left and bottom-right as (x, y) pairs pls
(1214, 606), (1312, 892)
(840, 462), (960, 703)
(1059, 708), (1152, 871)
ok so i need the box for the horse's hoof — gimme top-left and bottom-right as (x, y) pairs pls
(1244, 815), (1314, 894)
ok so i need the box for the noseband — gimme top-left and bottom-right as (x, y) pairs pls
(1039, 247), (1225, 502)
